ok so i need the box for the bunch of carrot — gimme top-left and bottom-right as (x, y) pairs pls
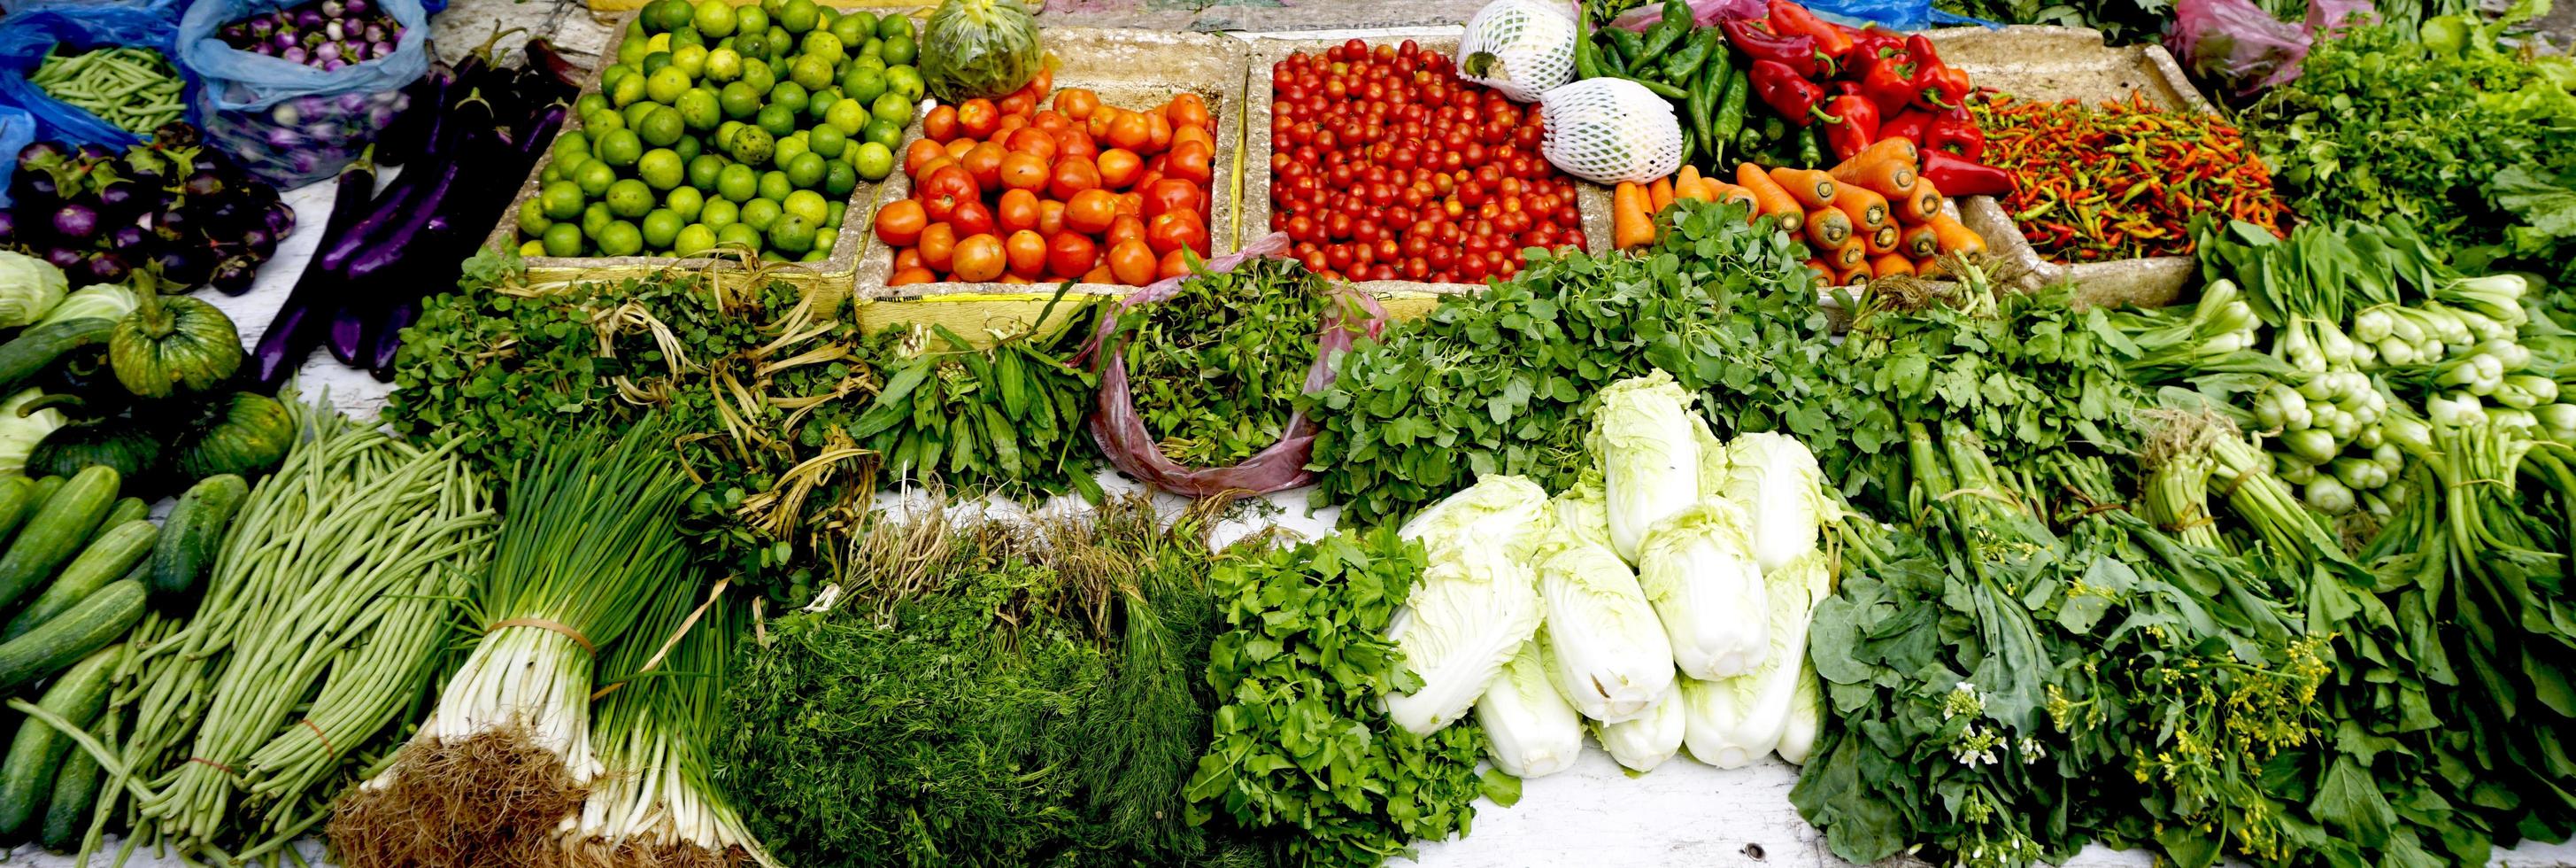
(1612, 137), (1986, 283)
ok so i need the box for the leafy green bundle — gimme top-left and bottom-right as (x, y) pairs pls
(849, 314), (1101, 501)
(1307, 200), (1846, 527)
(719, 498), (1250, 868)
(1109, 257), (1341, 469)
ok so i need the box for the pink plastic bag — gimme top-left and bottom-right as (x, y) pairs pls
(2304, 0), (2375, 36)
(1602, 0), (1762, 30)
(1079, 232), (1390, 499)
(2167, 0), (2310, 95)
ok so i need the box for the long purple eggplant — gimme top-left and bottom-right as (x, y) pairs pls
(251, 151), (380, 390)
(326, 92), (495, 364)
(361, 101), (566, 378)
(372, 65), (454, 168)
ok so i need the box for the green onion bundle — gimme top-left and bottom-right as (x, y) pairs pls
(331, 419), (697, 868)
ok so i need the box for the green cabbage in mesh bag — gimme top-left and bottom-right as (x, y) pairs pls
(921, 0), (1045, 102)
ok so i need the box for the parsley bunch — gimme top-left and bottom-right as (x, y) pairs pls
(1111, 258), (1344, 468)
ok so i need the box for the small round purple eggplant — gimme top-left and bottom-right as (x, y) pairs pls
(238, 226), (276, 259)
(347, 0), (371, 15)
(73, 143), (115, 163)
(263, 201), (296, 236)
(0, 212), (16, 245)
(17, 141), (69, 172)
(50, 204), (99, 241)
(210, 256), (259, 295)
(152, 247), (213, 286)
(108, 225), (147, 252)
(42, 248), (82, 272)
(181, 172), (228, 199)
(96, 181), (145, 216)
(282, 45), (310, 66)
(9, 173), (57, 209)
(151, 122), (203, 151)
(84, 253), (129, 286)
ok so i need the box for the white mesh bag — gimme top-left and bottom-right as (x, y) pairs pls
(1459, 0), (1579, 103)
(1539, 77), (1685, 184)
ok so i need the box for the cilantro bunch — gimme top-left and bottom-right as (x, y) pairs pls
(1112, 258), (1342, 469)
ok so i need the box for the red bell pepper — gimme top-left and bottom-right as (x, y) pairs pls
(1824, 95), (1880, 162)
(1879, 108), (1933, 146)
(1749, 59), (1840, 127)
(1906, 35), (1972, 110)
(1723, 19), (1822, 78)
(1918, 149), (2014, 197)
(1766, 0), (1854, 68)
(1857, 48), (1920, 116)
(1849, 26), (1906, 70)
(1926, 105), (1986, 161)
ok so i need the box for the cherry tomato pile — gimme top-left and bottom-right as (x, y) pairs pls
(1266, 39), (1587, 283)
(873, 69), (1218, 286)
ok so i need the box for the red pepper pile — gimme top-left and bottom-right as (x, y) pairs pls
(1971, 91), (2289, 263)
(1724, 4), (2015, 197)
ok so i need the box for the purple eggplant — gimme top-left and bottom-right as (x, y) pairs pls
(153, 248), (212, 286)
(0, 212), (16, 245)
(264, 201), (296, 236)
(42, 248), (81, 272)
(85, 253), (130, 285)
(17, 141), (68, 173)
(50, 204), (99, 241)
(73, 143), (114, 163)
(209, 256), (258, 295)
(253, 152), (380, 390)
(151, 206), (191, 242)
(240, 227), (277, 259)
(108, 225), (147, 252)
(96, 181), (145, 217)
(367, 298), (419, 380)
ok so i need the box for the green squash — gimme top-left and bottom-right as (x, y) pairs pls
(109, 275), (242, 399)
(170, 392), (292, 480)
(26, 418), (160, 481)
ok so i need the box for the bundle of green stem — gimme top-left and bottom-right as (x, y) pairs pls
(551, 584), (773, 868)
(331, 419), (697, 868)
(44, 404), (497, 866)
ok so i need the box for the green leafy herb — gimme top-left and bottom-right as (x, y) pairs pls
(852, 306), (1101, 500)
(1111, 258), (1343, 468)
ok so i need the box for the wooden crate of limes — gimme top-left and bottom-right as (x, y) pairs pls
(483, 0), (924, 296)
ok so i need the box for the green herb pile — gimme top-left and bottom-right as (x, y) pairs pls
(851, 310), (1101, 500)
(719, 498), (1255, 868)
(1184, 526), (1508, 868)
(1307, 200), (1847, 527)
(1113, 258), (1338, 468)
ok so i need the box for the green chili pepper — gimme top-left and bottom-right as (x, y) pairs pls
(1689, 47), (1725, 167)
(1574, 28), (1604, 81)
(1625, 75), (1690, 100)
(1639, 3), (1688, 59)
(1660, 29), (1712, 84)
(1797, 125), (1824, 167)
(1712, 68), (1749, 168)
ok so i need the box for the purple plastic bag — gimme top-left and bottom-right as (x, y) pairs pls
(2305, 0), (2376, 36)
(1602, 0), (1764, 30)
(2167, 0), (2310, 95)
(1080, 232), (1390, 499)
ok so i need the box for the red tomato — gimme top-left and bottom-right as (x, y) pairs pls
(1096, 149), (1143, 190)
(1166, 141), (1213, 186)
(995, 189), (1041, 234)
(1107, 239), (1157, 286)
(904, 139), (946, 176)
(1167, 92), (1212, 132)
(998, 151), (1050, 192)
(961, 142), (1008, 190)
(889, 267), (936, 286)
(999, 90), (1037, 119)
(1032, 109), (1072, 135)
(1146, 209), (1207, 257)
(956, 99), (1001, 140)
(1105, 213), (1145, 249)
(918, 166), (979, 222)
(923, 105), (960, 143)
(953, 234), (1006, 283)
(1157, 247), (1193, 279)
(1005, 127), (1057, 160)
(1107, 111), (1152, 152)
(1142, 179), (1201, 219)
(874, 198), (927, 246)
(1051, 128), (1097, 161)
(919, 222), (958, 273)
(1048, 156), (1103, 201)
(1053, 88), (1100, 120)
(949, 200), (996, 238)
(1065, 189), (1119, 235)
(1004, 230), (1047, 278)
(1037, 199), (1068, 237)
(1045, 232), (1099, 279)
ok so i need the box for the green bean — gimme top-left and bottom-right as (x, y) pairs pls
(35, 46), (184, 134)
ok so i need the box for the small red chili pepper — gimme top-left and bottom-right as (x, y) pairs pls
(1824, 95), (1880, 162)
(1749, 59), (1841, 127)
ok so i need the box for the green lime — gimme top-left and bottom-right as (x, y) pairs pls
(598, 220), (644, 257)
(575, 92), (612, 118)
(669, 27), (704, 50)
(701, 197), (740, 228)
(869, 91), (912, 128)
(799, 31), (844, 63)
(840, 66), (885, 105)
(675, 223), (717, 256)
(652, 0), (696, 33)
(716, 221), (762, 252)
(716, 163), (760, 202)
(831, 12), (871, 48)
(691, 0), (737, 36)
(639, 106), (685, 146)
(741, 198), (783, 232)
(755, 103), (798, 138)
(806, 88), (840, 120)
(731, 125), (777, 165)
(783, 151), (827, 189)
(703, 46), (742, 82)
(799, 248), (826, 262)
(541, 163), (563, 184)
(733, 29), (767, 60)
(646, 66), (692, 104)
(782, 189), (828, 226)
(551, 130), (592, 165)
(642, 209), (683, 249)
(542, 222), (583, 257)
(876, 12), (911, 40)
(584, 109), (625, 133)
(851, 141), (892, 181)
(719, 81), (763, 119)
(767, 81), (809, 116)
(642, 50), (673, 77)
(575, 160), (619, 198)
(824, 159), (859, 196)
(778, 0), (818, 33)
(606, 179), (656, 218)
(621, 98), (659, 131)
(638, 149), (685, 190)
(806, 123), (847, 159)
(758, 170), (794, 203)
(735, 4), (767, 37)
(768, 213), (816, 254)
(687, 154), (727, 190)
(883, 66), (924, 103)
(825, 98), (868, 136)
(602, 63), (635, 91)
(879, 34), (914, 66)
(667, 185), (706, 221)
(517, 198), (553, 236)
(790, 54), (836, 92)
(676, 88), (721, 129)
(860, 119), (901, 151)
(555, 152), (591, 182)
(737, 57), (775, 95)
(765, 25), (791, 58)
(827, 199), (846, 227)
(610, 71), (648, 108)
(671, 43), (708, 78)
(717, 120), (745, 146)
(859, 37), (883, 61)
(814, 225), (839, 253)
(582, 202), (614, 238)
(675, 134), (702, 162)
(617, 34), (648, 65)
(598, 128), (644, 167)
(774, 134), (809, 169)
(519, 239), (546, 257)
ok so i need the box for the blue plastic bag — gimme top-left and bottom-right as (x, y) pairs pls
(178, 0), (433, 187)
(1804, 0), (1999, 30)
(1, 0), (191, 13)
(0, 105), (36, 208)
(0, 5), (189, 151)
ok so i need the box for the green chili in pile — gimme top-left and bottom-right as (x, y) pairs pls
(1971, 91), (2289, 262)
(1111, 258), (1347, 468)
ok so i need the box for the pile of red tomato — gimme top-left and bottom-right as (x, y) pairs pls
(1267, 39), (1587, 283)
(873, 70), (1218, 286)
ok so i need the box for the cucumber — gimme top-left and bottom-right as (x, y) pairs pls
(20, 477), (59, 518)
(0, 466), (117, 613)
(0, 643), (117, 836)
(4, 520), (155, 641)
(150, 475), (247, 600)
(0, 580), (142, 693)
(38, 726), (99, 851)
(0, 319), (114, 397)
(90, 498), (147, 542)
(0, 477), (30, 551)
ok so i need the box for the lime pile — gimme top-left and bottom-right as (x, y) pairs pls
(515, 0), (921, 261)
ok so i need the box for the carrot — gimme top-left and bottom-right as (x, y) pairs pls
(1737, 163), (1804, 226)
(1833, 157), (1917, 198)
(1833, 186), (1891, 230)
(1828, 236), (1869, 270)
(1863, 222), (1901, 255)
(1830, 138), (1918, 179)
(1649, 177), (1676, 213)
(1900, 223), (1940, 259)
(1804, 207), (1855, 250)
(1893, 179), (1943, 224)
(1613, 182), (1655, 249)
(1870, 252), (1916, 278)
(1927, 213), (1987, 254)
(1704, 182), (1759, 210)
(1770, 167), (1839, 210)
(1801, 258), (1834, 283)
(1832, 261), (1870, 286)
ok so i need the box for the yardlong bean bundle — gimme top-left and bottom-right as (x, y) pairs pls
(29, 46), (187, 135)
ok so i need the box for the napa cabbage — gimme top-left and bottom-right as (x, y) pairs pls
(1775, 655), (1823, 765)
(1591, 370), (1714, 563)
(1476, 639), (1584, 779)
(1716, 432), (1832, 574)
(1533, 478), (1674, 722)
(1634, 500), (1768, 679)
(1678, 550), (1830, 768)
(1596, 690), (1685, 772)
(1386, 475), (1553, 735)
